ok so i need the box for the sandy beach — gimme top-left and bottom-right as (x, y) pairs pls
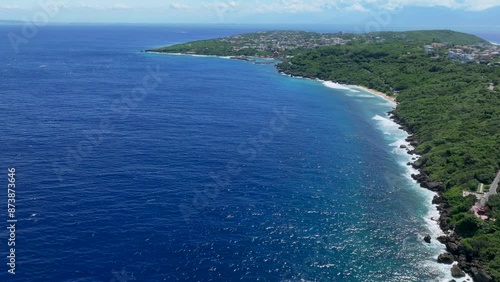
(320, 81), (397, 105)
(353, 85), (397, 104)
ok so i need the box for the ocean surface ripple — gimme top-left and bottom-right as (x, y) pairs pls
(0, 25), (475, 282)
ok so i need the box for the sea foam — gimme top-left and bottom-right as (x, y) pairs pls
(322, 81), (359, 92)
(372, 114), (472, 281)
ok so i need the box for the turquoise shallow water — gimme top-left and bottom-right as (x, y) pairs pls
(0, 24), (471, 281)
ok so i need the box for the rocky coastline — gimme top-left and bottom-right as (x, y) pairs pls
(388, 110), (494, 282)
(275, 66), (493, 282)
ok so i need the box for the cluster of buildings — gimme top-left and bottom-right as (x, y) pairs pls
(216, 31), (500, 65)
(219, 31), (351, 54)
(424, 43), (500, 64)
(464, 171), (500, 221)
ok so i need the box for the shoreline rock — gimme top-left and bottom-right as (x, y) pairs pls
(387, 110), (494, 282)
(438, 253), (455, 264)
(452, 265), (466, 278)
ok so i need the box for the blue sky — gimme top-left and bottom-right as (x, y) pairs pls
(0, 0), (499, 26)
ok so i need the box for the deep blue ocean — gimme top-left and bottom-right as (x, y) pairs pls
(0, 24), (492, 281)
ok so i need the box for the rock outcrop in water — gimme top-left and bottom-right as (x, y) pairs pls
(438, 253), (454, 264)
(451, 265), (466, 278)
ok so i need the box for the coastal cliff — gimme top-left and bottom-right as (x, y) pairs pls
(392, 114), (495, 282)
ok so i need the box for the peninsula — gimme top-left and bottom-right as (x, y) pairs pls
(148, 30), (500, 281)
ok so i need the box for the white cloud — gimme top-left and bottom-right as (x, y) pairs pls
(277, 0), (500, 12)
(343, 2), (369, 11)
(250, 0), (399, 14)
(0, 5), (20, 10)
(399, 0), (500, 11)
(111, 4), (130, 10)
(28, 0), (499, 16)
(279, 0), (324, 13)
(455, 0), (499, 11)
(170, 3), (191, 10)
(71, 2), (130, 10)
(202, 1), (242, 21)
(75, 2), (103, 10)
(253, 0), (324, 13)
(203, 1), (240, 10)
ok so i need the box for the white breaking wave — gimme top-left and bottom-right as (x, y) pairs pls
(322, 81), (359, 92)
(152, 52), (230, 59)
(372, 114), (472, 282)
(191, 54), (217, 57)
(345, 94), (374, 98)
(372, 115), (402, 136)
